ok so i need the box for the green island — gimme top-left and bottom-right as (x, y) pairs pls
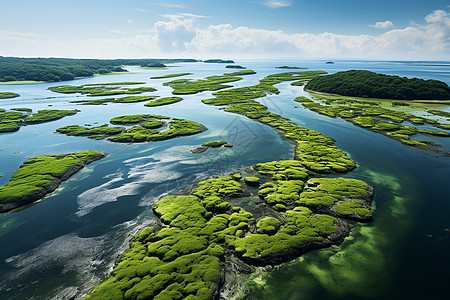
(0, 57), (198, 83)
(150, 73), (193, 79)
(191, 140), (233, 154)
(57, 114), (207, 143)
(204, 59), (234, 64)
(225, 65), (245, 69)
(305, 70), (450, 100)
(0, 109), (78, 133)
(11, 107), (32, 112)
(428, 109), (450, 118)
(84, 70), (375, 300)
(0, 151), (106, 213)
(141, 62), (166, 68)
(201, 70), (326, 106)
(0, 92), (20, 99)
(23, 109), (79, 124)
(49, 82), (156, 97)
(276, 66), (308, 69)
(144, 97), (183, 107)
(71, 96), (159, 105)
(201, 140), (232, 148)
(294, 95), (450, 151)
(163, 70), (256, 95)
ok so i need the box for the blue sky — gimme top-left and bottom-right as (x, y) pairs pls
(0, 0), (449, 60)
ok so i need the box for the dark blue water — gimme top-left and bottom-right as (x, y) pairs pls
(0, 60), (448, 299)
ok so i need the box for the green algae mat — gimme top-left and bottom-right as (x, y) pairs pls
(83, 70), (376, 300)
(48, 82), (156, 97)
(56, 114), (207, 143)
(294, 96), (450, 152)
(0, 109), (79, 133)
(0, 151), (106, 213)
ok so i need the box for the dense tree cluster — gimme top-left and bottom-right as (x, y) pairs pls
(0, 57), (128, 82)
(0, 57), (198, 83)
(141, 62), (166, 68)
(305, 70), (450, 100)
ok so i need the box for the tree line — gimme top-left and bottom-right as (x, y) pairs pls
(305, 70), (450, 100)
(0, 57), (198, 83)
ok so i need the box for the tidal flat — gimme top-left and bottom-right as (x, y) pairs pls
(0, 61), (448, 300)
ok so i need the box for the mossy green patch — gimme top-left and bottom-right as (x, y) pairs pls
(48, 82), (155, 97)
(254, 160), (310, 181)
(145, 97), (183, 107)
(56, 125), (124, 140)
(24, 109), (79, 124)
(298, 94), (450, 152)
(234, 207), (338, 264)
(259, 180), (304, 207)
(244, 177), (260, 187)
(58, 114), (206, 143)
(428, 109), (450, 118)
(84, 188), (257, 300)
(256, 217), (281, 235)
(11, 108), (32, 113)
(0, 122), (20, 133)
(191, 176), (246, 199)
(0, 151), (106, 213)
(0, 109), (78, 134)
(150, 73), (193, 79)
(110, 114), (167, 124)
(296, 178), (373, 221)
(163, 75), (241, 95)
(0, 92), (19, 99)
(201, 140), (228, 148)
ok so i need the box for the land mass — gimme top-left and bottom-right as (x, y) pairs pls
(0, 92), (20, 99)
(48, 82), (156, 97)
(0, 151), (106, 213)
(83, 70), (375, 300)
(0, 57), (198, 83)
(204, 59), (235, 64)
(57, 114), (207, 143)
(295, 95), (450, 152)
(305, 70), (450, 100)
(0, 109), (79, 133)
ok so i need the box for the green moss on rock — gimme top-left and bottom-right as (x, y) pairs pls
(244, 177), (260, 187)
(192, 176), (247, 199)
(296, 178), (373, 221)
(234, 207), (339, 264)
(256, 217), (281, 235)
(259, 180), (304, 207)
(201, 140), (228, 148)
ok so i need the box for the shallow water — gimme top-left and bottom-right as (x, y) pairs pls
(0, 60), (449, 299)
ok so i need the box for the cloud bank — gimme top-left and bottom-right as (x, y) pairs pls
(0, 9), (448, 60)
(369, 20), (395, 29)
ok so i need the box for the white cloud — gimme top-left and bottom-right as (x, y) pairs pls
(177, 13), (209, 18)
(0, 9), (448, 60)
(109, 30), (124, 34)
(261, 1), (292, 9)
(155, 14), (197, 51)
(369, 20), (394, 29)
(128, 19), (133, 23)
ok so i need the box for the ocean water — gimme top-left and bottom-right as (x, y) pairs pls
(0, 60), (449, 299)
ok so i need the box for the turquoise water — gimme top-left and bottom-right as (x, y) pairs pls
(0, 61), (449, 299)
